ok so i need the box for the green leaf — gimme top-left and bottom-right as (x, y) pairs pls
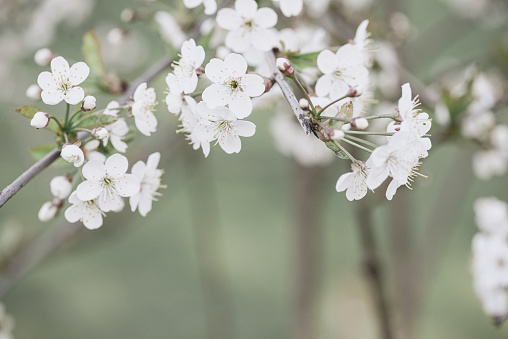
(74, 113), (117, 130)
(288, 51), (320, 63)
(82, 29), (106, 76)
(16, 105), (59, 133)
(29, 144), (66, 166)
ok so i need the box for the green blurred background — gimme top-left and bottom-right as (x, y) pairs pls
(0, 0), (508, 338)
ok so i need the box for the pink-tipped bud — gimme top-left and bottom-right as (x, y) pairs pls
(330, 129), (345, 141)
(264, 77), (274, 92)
(299, 98), (310, 110)
(91, 127), (109, 141)
(30, 111), (50, 129)
(81, 96), (97, 111)
(34, 48), (56, 66)
(26, 84), (42, 100)
(276, 58), (295, 76)
(351, 117), (369, 130)
(347, 86), (363, 97)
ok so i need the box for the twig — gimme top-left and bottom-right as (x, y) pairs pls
(266, 50), (311, 135)
(0, 56), (172, 209)
(356, 202), (394, 339)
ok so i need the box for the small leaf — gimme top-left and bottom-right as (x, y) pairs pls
(82, 30), (106, 76)
(74, 113), (117, 130)
(288, 51), (320, 63)
(29, 144), (66, 166)
(16, 105), (59, 133)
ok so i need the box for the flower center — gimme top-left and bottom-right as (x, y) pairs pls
(58, 76), (72, 94)
(229, 80), (239, 89)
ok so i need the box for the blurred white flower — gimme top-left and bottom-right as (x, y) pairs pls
(183, 0), (217, 15)
(273, 0), (303, 17)
(34, 47), (55, 66)
(37, 56), (90, 105)
(38, 200), (59, 222)
(216, 0), (278, 53)
(130, 152), (164, 217)
(50, 175), (72, 199)
(179, 100), (211, 157)
(26, 84), (42, 100)
(474, 197), (508, 236)
(132, 82), (157, 136)
(154, 11), (186, 49)
(472, 150), (507, 181)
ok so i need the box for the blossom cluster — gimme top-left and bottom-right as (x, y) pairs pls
(28, 55), (164, 229)
(472, 197), (508, 321)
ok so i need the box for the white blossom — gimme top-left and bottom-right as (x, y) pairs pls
(26, 84), (42, 100)
(315, 45), (369, 100)
(81, 95), (96, 111)
(30, 111), (49, 129)
(61, 144), (85, 167)
(154, 11), (186, 49)
(202, 53), (265, 118)
(216, 0), (278, 53)
(474, 197), (508, 236)
(472, 150), (507, 180)
(91, 127), (108, 140)
(34, 47), (54, 66)
(37, 56), (90, 105)
(38, 200), (59, 222)
(168, 39), (205, 94)
(179, 101), (211, 157)
(130, 152), (164, 217)
(183, 0), (217, 15)
(103, 119), (129, 153)
(103, 100), (121, 117)
(76, 154), (140, 212)
(193, 102), (256, 154)
(273, 0), (303, 17)
(64, 192), (104, 230)
(132, 82), (157, 136)
(336, 161), (369, 201)
(50, 175), (72, 199)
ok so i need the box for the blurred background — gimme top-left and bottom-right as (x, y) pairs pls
(0, 0), (508, 338)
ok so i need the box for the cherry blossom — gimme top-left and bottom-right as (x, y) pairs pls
(64, 192), (104, 230)
(336, 161), (369, 201)
(132, 82), (157, 136)
(193, 102), (256, 154)
(202, 53), (265, 118)
(273, 0), (303, 17)
(103, 119), (129, 153)
(130, 152), (164, 217)
(60, 144), (85, 167)
(216, 0), (278, 53)
(168, 39), (205, 94)
(50, 175), (72, 199)
(37, 56), (90, 105)
(315, 45), (369, 100)
(179, 101), (211, 157)
(183, 0), (217, 15)
(76, 154), (140, 212)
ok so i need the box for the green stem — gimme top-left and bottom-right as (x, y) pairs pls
(68, 109), (83, 127)
(344, 131), (395, 136)
(49, 116), (65, 133)
(64, 103), (70, 128)
(318, 115), (349, 122)
(365, 114), (398, 121)
(290, 74), (317, 118)
(345, 135), (379, 149)
(341, 137), (373, 153)
(334, 141), (357, 163)
(316, 94), (348, 116)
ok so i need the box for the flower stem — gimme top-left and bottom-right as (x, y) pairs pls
(344, 135), (379, 148)
(344, 131), (395, 136)
(49, 116), (65, 133)
(341, 137), (373, 153)
(317, 115), (349, 122)
(334, 141), (357, 163)
(290, 74), (317, 118)
(64, 103), (70, 128)
(316, 94), (348, 116)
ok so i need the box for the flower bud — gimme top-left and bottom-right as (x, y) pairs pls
(50, 175), (73, 199)
(61, 144), (85, 167)
(34, 48), (55, 66)
(81, 96), (97, 111)
(299, 98), (310, 110)
(91, 127), (109, 141)
(276, 58), (294, 76)
(264, 77), (274, 92)
(30, 112), (50, 129)
(121, 8), (136, 22)
(26, 84), (42, 100)
(38, 201), (58, 222)
(351, 117), (369, 130)
(107, 28), (129, 45)
(330, 129), (345, 141)
(347, 86), (363, 97)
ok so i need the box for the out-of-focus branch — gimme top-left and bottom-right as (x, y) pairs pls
(357, 202), (394, 339)
(0, 56), (172, 209)
(266, 50), (311, 135)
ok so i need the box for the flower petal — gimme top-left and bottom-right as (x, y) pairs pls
(241, 74), (265, 97)
(254, 7), (277, 28)
(336, 172), (354, 192)
(115, 174), (141, 197)
(202, 84), (231, 108)
(41, 90), (64, 105)
(82, 205), (103, 230)
(64, 204), (84, 223)
(82, 160), (106, 180)
(69, 62), (90, 86)
(64, 87), (85, 105)
(219, 133), (241, 154)
(76, 180), (102, 201)
(233, 120), (256, 137)
(216, 8), (242, 30)
(50, 56), (69, 77)
(225, 30), (252, 53)
(235, 0), (257, 19)
(105, 153), (128, 177)
(229, 91), (252, 118)
(317, 50), (338, 74)
(225, 53), (248, 76)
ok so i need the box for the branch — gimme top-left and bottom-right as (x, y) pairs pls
(266, 50), (311, 135)
(0, 56), (172, 209)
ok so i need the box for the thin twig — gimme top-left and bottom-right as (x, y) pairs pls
(266, 50), (311, 135)
(0, 56), (172, 209)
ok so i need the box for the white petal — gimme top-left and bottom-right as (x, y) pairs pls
(317, 50), (338, 74)
(50, 56), (69, 76)
(202, 84), (231, 108)
(203, 0), (217, 15)
(65, 204), (84, 223)
(366, 166), (388, 190)
(219, 133), (241, 154)
(229, 91), (252, 118)
(69, 62), (90, 86)
(37, 71), (57, 91)
(251, 29), (278, 52)
(146, 152), (161, 170)
(205, 58), (228, 84)
(225, 30), (252, 53)
(241, 74), (265, 97)
(315, 74), (333, 97)
(105, 153), (128, 177)
(216, 8), (242, 30)
(138, 192), (154, 217)
(115, 174), (141, 197)
(385, 179), (400, 200)
(130, 193), (141, 212)
(41, 90), (64, 105)
(233, 120), (256, 137)
(82, 160), (106, 180)
(235, 0), (257, 19)
(131, 161), (146, 179)
(82, 205), (103, 230)
(225, 53), (248, 76)
(254, 8), (277, 28)
(64, 87), (85, 105)
(336, 172), (354, 192)
(98, 191), (122, 212)
(76, 180), (102, 201)
(134, 111), (158, 136)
